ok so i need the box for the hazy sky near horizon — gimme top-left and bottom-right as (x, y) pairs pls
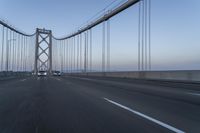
(0, 0), (200, 71)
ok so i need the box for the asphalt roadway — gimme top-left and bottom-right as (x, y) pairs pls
(0, 76), (200, 133)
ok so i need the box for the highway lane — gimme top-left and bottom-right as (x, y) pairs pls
(0, 76), (199, 133)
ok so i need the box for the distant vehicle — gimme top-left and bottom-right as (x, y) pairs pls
(53, 71), (61, 76)
(38, 71), (47, 76)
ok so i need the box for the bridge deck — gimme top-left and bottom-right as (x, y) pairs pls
(0, 76), (199, 133)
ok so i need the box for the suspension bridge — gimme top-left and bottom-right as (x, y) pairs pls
(0, 0), (200, 133)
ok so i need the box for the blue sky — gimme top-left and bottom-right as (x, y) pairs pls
(0, 0), (200, 71)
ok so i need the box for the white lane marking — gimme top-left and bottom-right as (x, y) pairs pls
(188, 92), (200, 96)
(52, 77), (61, 81)
(55, 78), (61, 81)
(71, 77), (95, 81)
(35, 126), (39, 133)
(20, 79), (27, 82)
(103, 98), (185, 133)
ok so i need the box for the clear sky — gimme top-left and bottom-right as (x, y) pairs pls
(0, 0), (200, 71)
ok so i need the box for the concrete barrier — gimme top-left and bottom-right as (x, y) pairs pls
(69, 70), (200, 82)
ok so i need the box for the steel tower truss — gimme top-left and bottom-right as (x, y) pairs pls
(34, 28), (52, 75)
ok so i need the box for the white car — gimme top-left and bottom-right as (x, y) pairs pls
(53, 71), (61, 76)
(38, 71), (47, 76)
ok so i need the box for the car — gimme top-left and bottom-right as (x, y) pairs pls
(53, 71), (61, 76)
(38, 71), (47, 76)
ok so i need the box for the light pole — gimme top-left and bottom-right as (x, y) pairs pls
(6, 39), (16, 72)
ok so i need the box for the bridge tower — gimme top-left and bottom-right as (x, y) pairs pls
(34, 28), (52, 75)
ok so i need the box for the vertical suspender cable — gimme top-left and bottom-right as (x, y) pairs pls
(71, 39), (73, 72)
(107, 20), (110, 72)
(9, 30), (12, 71)
(55, 40), (57, 70)
(25, 37), (28, 71)
(12, 32), (15, 71)
(56, 40), (58, 71)
(80, 34), (82, 72)
(23, 36), (26, 71)
(17, 34), (19, 71)
(12, 31), (14, 71)
(74, 37), (76, 72)
(90, 29), (92, 72)
(86, 31), (89, 72)
(73, 37), (75, 72)
(55, 40), (56, 71)
(22, 35), (24, 71)
(102, 22), (106, 72)
(66, 39), (68, 73)
(63, 40), (64, 72)
(68, 39), (70, 73)
(18, 33), (20, 71)
(61, 41), (62, 72)
(57, 40), (59, 71)
(6, 28), (8, 72)
(9, 30), (11, 71)
(10, 31), (12, 71)
(72, 37), (74, 72)
(14, 32), (16, 71)
(70, 38), (72, 73)
(54, 40), (56, 70)
(65, 39), (68, 73)
(61, 41), (63, 72)
(77, 35), (79, 71)
(25, 36), (27, 71)
(63, 41), (64, 72)
(59, 41), (61, 72)
(141, 0), (144, 71)
(15, 33), (17, 71)
(1, 26), (4, 71)
(53, 39), (55, 71)
(22, 36), (24, 71)
(16, 34), (19, 72)
(59, 41), (62, 72)
(84, 32), (87, 73)
(148, 0), (151, 70)
(68, 39), (70, 72)
(145, 0), (148, 70)
(20, 34), (22, 71)
(138, 1), (141, 71)
(20, 35), (23, 71)
(64, 40), (66, 73)
(52, 39), (54, 70)
(65, 40), (67, 72)
(64, 40), (65, 72)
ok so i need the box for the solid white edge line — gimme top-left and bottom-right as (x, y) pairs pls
(103, 98), (185, 133)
